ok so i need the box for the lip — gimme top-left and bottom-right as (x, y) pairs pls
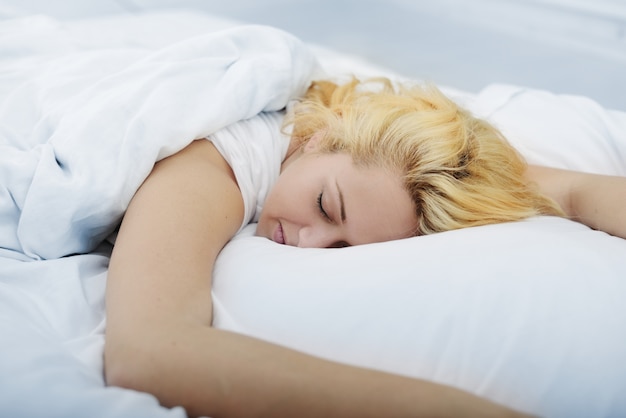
(273, 222), (286, 245)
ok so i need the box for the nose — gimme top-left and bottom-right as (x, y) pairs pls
(297, 224), (343, 248)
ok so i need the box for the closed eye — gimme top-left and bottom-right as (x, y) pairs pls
(317, 191), (331, 221)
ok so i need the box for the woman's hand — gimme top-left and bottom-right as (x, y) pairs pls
(526, 165), (626, 239)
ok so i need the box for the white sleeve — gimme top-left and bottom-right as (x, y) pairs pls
(206, 111), (290, 231)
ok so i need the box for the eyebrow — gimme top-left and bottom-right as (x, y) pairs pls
(336, 180), (346, 222)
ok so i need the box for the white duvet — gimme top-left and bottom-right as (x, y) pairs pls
(0, 14), (317, 259)
(1, 11), (626, 418)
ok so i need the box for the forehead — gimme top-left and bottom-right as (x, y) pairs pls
(315, 152), (418, 245)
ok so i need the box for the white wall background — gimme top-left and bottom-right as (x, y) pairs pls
(1, 0), (625, 110)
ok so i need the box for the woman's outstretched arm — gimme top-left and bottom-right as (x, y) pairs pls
(526, 165), (626, 239)
(105, 139), (532, 418)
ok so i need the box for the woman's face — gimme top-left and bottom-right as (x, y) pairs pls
(255, 147), (418, 248)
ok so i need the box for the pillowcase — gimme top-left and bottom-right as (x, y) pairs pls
(471, 83), (626, 176)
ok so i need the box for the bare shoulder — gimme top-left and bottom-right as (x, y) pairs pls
(106, 138), (244, 339)
(127, 139), (244, 250)
(155, 139), (237, 184)
(111, 138), (245, 279)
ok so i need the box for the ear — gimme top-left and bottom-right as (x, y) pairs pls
(303, 131), (324, 153)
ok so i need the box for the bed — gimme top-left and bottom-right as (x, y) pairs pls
(1, 9), (625, 418)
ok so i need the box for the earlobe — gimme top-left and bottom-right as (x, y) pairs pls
(281, 130), (325, 173)
(303, 131), (324, 153)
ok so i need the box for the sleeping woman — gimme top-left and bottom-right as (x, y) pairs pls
(104, 77), (626, 418)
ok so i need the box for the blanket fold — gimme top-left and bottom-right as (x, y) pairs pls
(0, 21), (320, 260)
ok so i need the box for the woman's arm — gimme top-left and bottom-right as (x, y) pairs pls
(105, 139), (532, 418)
(526, 165), (626, 239)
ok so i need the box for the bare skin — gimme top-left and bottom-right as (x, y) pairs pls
(105, 139), (534, 418)
(525, 165), (626, 240)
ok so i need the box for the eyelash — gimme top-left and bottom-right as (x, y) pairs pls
(317, 192), (331, 221)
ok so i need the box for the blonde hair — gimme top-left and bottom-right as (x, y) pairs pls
(288, 77), (564, 235)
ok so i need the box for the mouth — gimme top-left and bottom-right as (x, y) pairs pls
(273, 222), (286, 245)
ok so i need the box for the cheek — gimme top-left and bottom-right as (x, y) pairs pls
(258, 178), (292, 225)
(263, 180), (287, 212)
(262, 175), (310, 220)
(260, 157), (321, 226)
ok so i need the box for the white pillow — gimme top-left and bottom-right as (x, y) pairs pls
(212, 86), (626, 418)
(213, 218), (626, 418)
(471, 83), (626, 176)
